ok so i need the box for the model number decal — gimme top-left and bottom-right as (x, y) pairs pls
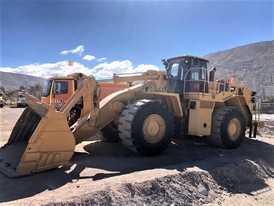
(52, 99), (63, 103)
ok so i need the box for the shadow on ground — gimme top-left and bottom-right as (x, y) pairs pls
(0, 136), (273, 203)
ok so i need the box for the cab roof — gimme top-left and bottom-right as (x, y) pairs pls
(47, 76), (74, 80)
(165, 55), (209, 62)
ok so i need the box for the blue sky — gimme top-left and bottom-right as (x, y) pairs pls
(0, 0), (273, 79)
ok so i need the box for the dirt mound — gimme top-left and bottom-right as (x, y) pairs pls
(211, 159), (274, 193)
(259, 121), (274, 137)
(43, 171), (219, 206)
(42, 159), (274, 206)
(258, 114), (274, 138)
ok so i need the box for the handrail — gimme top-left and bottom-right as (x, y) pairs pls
(182, 68), (247, 96)
(183, 68), (208, 94)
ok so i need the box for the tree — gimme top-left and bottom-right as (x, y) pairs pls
(19, 86), (26, 90)
(27, 83), (43, 98)
(0, 86), (6, 94)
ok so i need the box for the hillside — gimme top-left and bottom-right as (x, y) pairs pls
(0, 71), (45, 91)
(204, 40), (274, 97)
(0, 41), (273, 97)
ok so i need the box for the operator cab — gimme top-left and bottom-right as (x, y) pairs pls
(163, 55), (209, 95)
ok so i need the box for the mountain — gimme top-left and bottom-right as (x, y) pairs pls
(0, 71), (45, 91)
(0, 40), (273, 97)
(203, 40), (274, 97)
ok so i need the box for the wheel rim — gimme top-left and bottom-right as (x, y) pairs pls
(227, 118), (242, 140)
(142, 114), (166, 144)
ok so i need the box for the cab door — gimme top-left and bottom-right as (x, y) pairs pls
(51, 80), (74, 110)
(167, 61), (185, 95)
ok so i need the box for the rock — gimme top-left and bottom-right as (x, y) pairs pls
(197, 184), (208, 196)
(151, 181), (162, 192)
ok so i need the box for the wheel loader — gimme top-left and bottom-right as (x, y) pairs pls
(0, 55), (263, 177)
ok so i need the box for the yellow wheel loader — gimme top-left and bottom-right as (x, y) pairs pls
(0, 55), (262, 177)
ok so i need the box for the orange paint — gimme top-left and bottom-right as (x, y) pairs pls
(41, 76), (129, 110)
(98, 82), (129, 101)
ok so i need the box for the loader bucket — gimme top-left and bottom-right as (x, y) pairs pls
(0, 94), (75, 177)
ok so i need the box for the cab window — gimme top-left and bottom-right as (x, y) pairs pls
(170, 63), (179, 78)
(201, 68), (206, 80)
(53, 81), (68, 94)
(42, 80), (52, 97)
(191, 70), (199, 80)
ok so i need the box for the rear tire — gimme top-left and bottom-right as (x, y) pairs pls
(119, 99), (174, 156)
(208, 106), (246, 148)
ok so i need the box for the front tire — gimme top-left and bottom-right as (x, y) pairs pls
(119, 99), (174, 156)
(208, 106), (246, 148)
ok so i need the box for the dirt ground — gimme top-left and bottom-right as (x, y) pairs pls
(0, 107), (273, 206)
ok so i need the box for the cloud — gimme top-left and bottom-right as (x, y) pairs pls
(97, 57), (107, 62)
(93, 60), (160, 79)
(0, 60), (160, 80)
(83, 55), (96, 61)
(93, 60), (133, 79)
(60, 45), (85, 55)
(134, 64), (161, 73)
(0, 61), (96, 79)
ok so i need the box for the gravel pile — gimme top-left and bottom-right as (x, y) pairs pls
(43, 159), (274, 206)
